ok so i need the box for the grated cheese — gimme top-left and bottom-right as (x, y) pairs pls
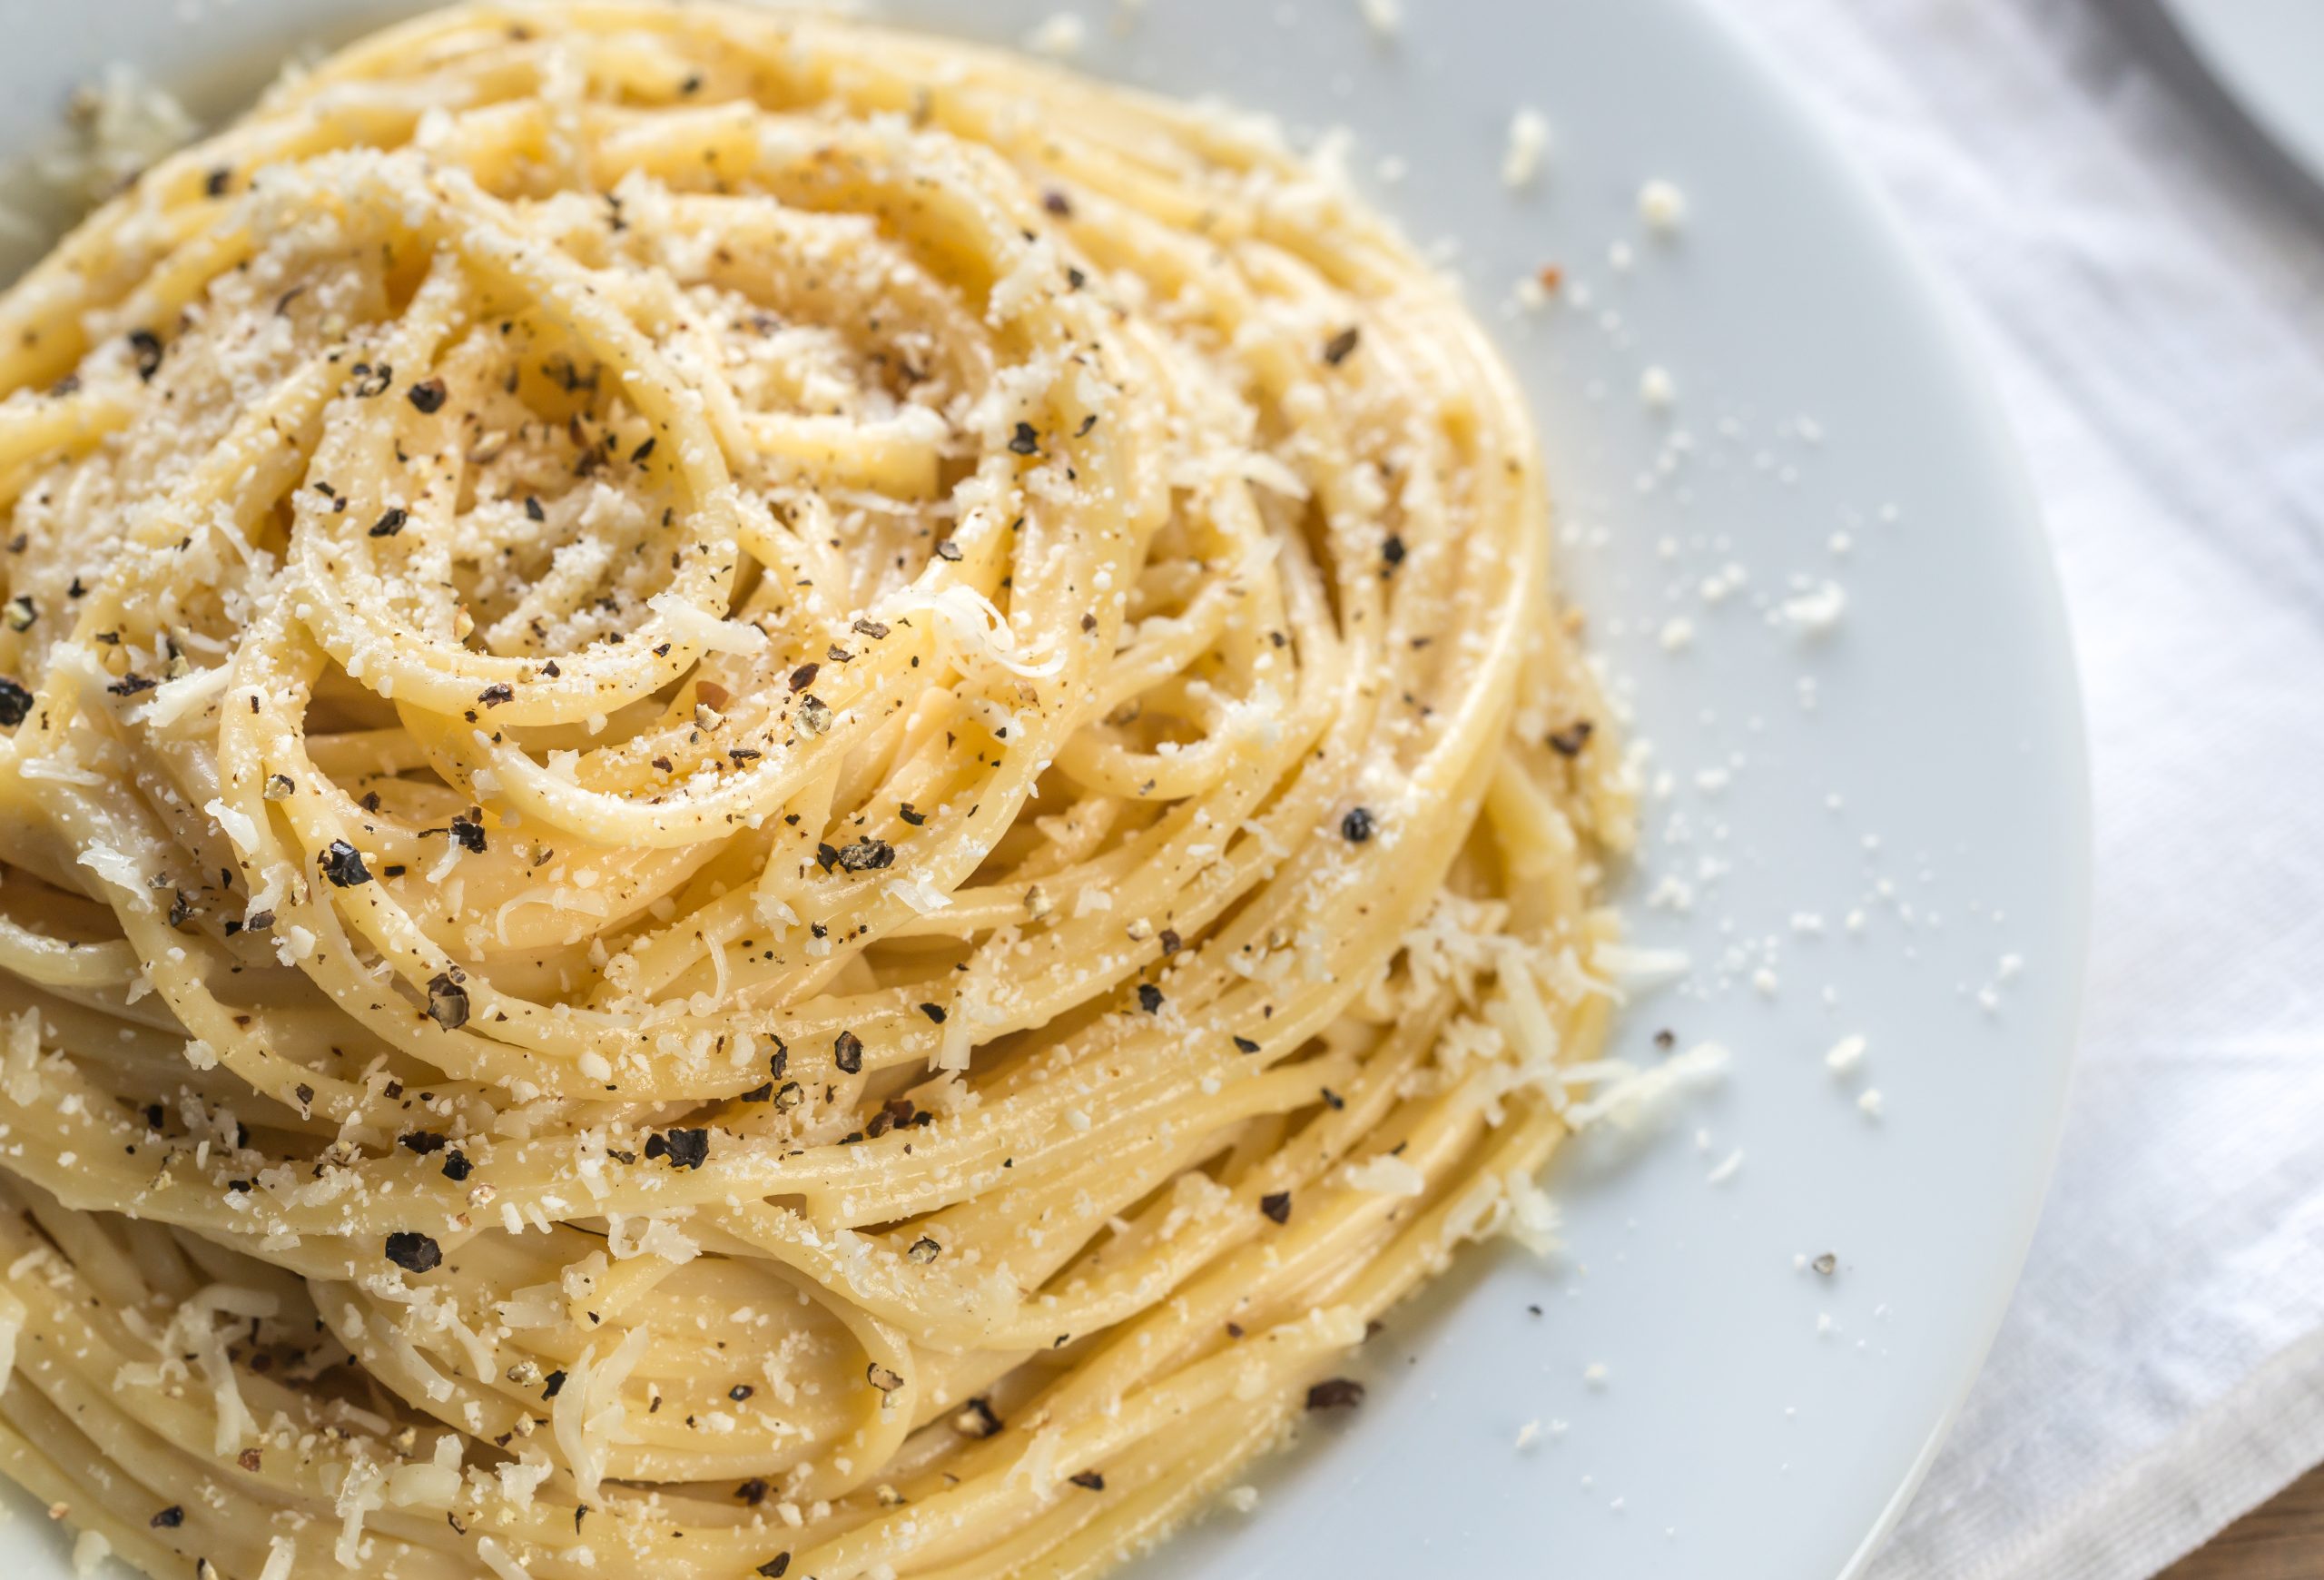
(75, 842), (145, 897)
(1344, 1153), (1426, 1197)
(205, 796), (261, 852)
(888, 583), (1063, 679)
(477, 1536), (534, 1580)
(1501, 108), (1551, 188)
(1587, 941), (1691, 992)
(69, 1531), (111, 1577)
(1501, 1171), (1561, 1256)
(54, 64), (194, 204)
(885, 874), (951, 915)
(1638, 178), (1688, 235)
(1563, 1042), (1730, 1131)
(552, 1323), (650, 1502)
(3, 1010), (43, 1104)
(1023, 13), (1087, 57)
(646, 590), (768, 655)
(1780, 580), (1848, 636)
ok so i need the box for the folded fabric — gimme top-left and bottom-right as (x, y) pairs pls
(1692, 2), (2324, 1576)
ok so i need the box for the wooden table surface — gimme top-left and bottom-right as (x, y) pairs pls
(2160, 1465), (2324, 1579)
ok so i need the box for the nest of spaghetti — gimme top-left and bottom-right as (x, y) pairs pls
(0, 6), (1631, 1579)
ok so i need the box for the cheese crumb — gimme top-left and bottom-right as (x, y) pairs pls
(1563, 1042), (1728, 1131)
(1223, 1484), (1261, 1513)
(1780, 581), (1848, 637)
(1640, 365), (1676, 410)
(1590, 942), (1692, 991)
(1638, 178), (1687, 235)
(1344, 1153), (1426, 1197)
(70, 1530), (111, 1577)
(1501, 108), (1551, 188)
(477, 1536), (534, 1580)
(1515, 1418), (1542, 1451)
(1024, 13), (1087, 57)
(1825, 1034), (1867, 1075)
(1857, 1088), (1885, 1121)
(58, 64), (194, 205)
(1356, 0), (1401, 37)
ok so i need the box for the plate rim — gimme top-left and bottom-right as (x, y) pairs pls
(1674, 4), (2095, 1566)
(0, 0), (2097, 1574)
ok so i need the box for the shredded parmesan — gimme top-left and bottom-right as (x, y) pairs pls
(646, 590), (769, 655)
(1501, 108), (1551, 188)
(477, 1536), (535, 1580)
(1564, 1042), (1730, 1131)
(1344, 1153), (1427, 1197)
(69, 1530), (111, 1577)
(1023, 13), (1087, 58)
(1588, 941), (1692, 992)
(888, 583), (1064, 678)
(1780, 580), (1848, 636)
(552, 1323), (650, 1502)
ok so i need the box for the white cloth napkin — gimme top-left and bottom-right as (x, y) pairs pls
(1685, 1), (2324, 1576)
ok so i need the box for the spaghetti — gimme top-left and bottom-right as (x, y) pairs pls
(0, 5), (1635, 1576)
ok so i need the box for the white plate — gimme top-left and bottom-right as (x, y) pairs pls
(2152, 0), (2324, 200)
(0, 1), (2089, 1575)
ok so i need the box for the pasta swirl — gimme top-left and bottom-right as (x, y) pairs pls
(0, 6), (1632, 1578)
